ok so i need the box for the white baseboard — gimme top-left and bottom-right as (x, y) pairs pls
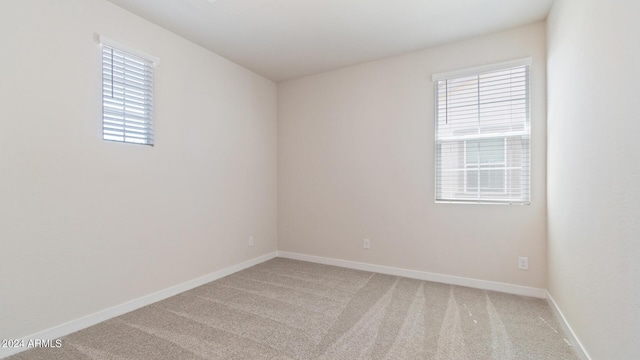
(277, 251), (547, 299)
(546, 292), (592, 360)
(0, 251), (278, 359)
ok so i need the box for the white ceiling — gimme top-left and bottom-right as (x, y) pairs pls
(106, 0), (554, 81)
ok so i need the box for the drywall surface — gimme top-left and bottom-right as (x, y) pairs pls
(278, 23), (547, 288)
(547, 0), (640, 358)
(0, 0), (277, 340)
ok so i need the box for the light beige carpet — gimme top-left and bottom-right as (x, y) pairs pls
(11, 258), (579, 359)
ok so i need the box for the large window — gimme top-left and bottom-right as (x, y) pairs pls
(101, 37), (156, 146)
(434, 59), (531, 204)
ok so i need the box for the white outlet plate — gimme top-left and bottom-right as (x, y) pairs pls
(518, 256), (528, 270)
(363, 239), (370, 249)
(248, 236), (254, 247)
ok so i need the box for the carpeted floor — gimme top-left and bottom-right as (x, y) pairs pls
(10, 258), (579, 359)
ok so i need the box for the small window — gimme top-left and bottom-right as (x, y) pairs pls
(434, 59), (531, 204)
(101, 42), (154, 145)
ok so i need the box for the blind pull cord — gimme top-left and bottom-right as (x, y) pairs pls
(110, 48), (114, 99)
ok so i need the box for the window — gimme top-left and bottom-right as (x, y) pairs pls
(101, 38), (156, 145)
(434, 59), (531, 204)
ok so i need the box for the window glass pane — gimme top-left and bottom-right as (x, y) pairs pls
(479, 138), (504, 164)
(467, 170), (478, 193)
(466, 140), (479, 164)
(480, 169), (505, 193)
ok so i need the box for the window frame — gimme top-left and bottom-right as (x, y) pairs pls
(432, 58), (532, 205)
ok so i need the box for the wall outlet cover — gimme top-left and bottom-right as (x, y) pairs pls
(518, 256), (528, 270)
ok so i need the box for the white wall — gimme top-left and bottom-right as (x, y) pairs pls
(278, 23), (547, 289)
(0, 0), (277, 340)
(547, 0), (640, 359)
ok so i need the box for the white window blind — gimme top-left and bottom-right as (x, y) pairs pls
(102, 44), (154, 145)
(434, 60), (531, 204)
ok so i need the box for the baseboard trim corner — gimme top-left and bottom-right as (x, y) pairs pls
(546, 291), (592, 360)
(0, 251), (278, 359)
(277, 251), (546, 298)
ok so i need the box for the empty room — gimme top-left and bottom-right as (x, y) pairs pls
(1, 0), (638, 359)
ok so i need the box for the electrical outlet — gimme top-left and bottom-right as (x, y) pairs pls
(248, 236), (254, 247)
(518, 257), (528, 270)
(363, 239), (370, 249)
